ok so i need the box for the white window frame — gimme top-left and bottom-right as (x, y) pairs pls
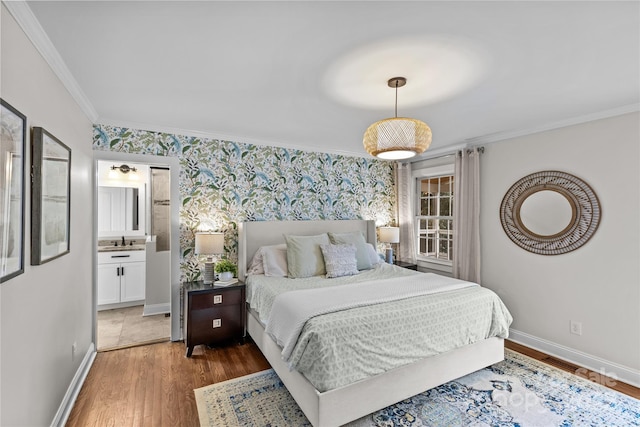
(411, 163), (454, 273)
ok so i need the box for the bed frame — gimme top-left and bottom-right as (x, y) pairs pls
(238, 219), (504, 427)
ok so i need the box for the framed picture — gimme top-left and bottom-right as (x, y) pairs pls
(0, 99), (26, 282)
(31, 127), (71, 265)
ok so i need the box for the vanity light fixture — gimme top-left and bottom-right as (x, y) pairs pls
(110, 164), (139, 180)
(111, 164), (137, 174)
(363, 77), (432, 160)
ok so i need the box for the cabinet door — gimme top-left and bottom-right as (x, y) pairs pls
(120, 261), (146, 302)
(97, 263), (120, 305)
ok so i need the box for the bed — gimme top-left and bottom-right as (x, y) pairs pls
(238, 219), (511, 427)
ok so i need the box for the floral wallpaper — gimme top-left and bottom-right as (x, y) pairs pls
(93, 125), (396, 281)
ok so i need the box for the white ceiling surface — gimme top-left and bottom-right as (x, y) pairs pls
(24, 1), (640, 158)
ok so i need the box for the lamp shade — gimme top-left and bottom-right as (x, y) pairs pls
(363, 117), (432, 160)
(194, 232), (224, 255)
(379, 226), (400, 244)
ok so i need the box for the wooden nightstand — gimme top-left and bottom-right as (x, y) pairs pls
(394, 261), (418, 271)
(182, 281), (246, 357)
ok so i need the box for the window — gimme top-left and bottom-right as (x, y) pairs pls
(416, 175), (454, 262)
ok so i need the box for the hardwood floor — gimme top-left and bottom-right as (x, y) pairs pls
(66, 340), (639, 426)
(504, 340), (640, 400)
(66, 341), (270, 427)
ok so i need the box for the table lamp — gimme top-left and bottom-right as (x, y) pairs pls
(195, 232), (224, 284)
(379, 226), (400, 264)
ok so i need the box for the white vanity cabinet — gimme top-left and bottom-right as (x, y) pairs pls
(97, 250), (146, 308)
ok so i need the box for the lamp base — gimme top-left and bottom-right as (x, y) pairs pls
(385, 247), (394, 264)
(203, 261), (215, 284)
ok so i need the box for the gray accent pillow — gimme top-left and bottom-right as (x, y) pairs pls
(328, 231), (373, 271)
(320, 243), (359, 279)
(285, 233), (330, 278)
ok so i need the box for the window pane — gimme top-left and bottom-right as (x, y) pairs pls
(439, 219), (448, 230)
(441, 176), (451, 194)
(419, 219), (427, 230)
(428, 219), (435, 230)
(420, 199), (429, 215)
(440, 197), (450, 216)
(419, 237), (426, 253)
(429, 198), (436, 216)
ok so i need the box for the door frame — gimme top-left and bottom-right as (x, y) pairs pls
(93, 151), (181, 343)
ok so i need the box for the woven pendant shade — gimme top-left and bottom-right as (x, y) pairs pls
(363, 117), (432, 160)
(363, 77), (432, 160)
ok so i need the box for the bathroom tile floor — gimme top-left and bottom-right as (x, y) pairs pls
(97, 305), (170, 351)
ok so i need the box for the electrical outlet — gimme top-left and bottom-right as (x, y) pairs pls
(212, 319), (221, 328)
(72, 342), (77, 360)
(570, 321), (582, 336)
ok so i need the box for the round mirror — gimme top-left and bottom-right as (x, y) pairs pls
(519, 190), (574, 237)
(500, 171), (601, 255)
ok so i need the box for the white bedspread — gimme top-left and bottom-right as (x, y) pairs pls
(265, 273), (477, 364)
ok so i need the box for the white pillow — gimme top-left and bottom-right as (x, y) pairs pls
(320, 243), (359, 278)
(247, 244), (286, 276)
(366, 243), (382, 266)
(262, 244), (288, 277)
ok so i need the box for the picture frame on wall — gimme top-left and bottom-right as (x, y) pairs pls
(0, 99), (26, 282)
(31, 127), (71, 265)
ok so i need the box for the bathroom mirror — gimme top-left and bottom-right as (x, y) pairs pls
(500, 171), (600, 255)
(98, 185), (146, 237)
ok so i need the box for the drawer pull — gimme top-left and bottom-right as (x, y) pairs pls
(214, 295), (222, 304)
(212, 319), (222, 328)
(111, 255), (131, 258)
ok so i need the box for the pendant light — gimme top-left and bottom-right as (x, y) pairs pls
(363, 77), (432, 160)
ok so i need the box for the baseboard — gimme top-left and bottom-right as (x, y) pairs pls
(509, 328), (640, 388)
(50, 343), (97, 427)
(143, 303), (170, 316)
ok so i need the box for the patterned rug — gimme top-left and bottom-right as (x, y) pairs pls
(194, 349), (640, 426)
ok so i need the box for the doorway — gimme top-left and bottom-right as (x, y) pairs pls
(93, 152), (181, 351)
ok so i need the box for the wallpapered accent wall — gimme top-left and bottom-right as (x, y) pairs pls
(93, 125), (396, 281)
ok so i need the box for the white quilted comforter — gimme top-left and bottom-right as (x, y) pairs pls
(246, 264), (513, 392)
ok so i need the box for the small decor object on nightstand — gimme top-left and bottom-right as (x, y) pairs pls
(195, 232), (224, 284)
(215, 259), (237, 282)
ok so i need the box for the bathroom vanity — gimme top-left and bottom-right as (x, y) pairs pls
(97, 243), (146, 309)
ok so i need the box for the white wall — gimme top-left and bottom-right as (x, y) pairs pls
(1, 5), (94, 426)
(481, 112), (640, 383)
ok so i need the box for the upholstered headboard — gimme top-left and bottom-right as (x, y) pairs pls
(238, 219), (376, 281)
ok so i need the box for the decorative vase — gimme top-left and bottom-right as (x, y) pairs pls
(219, 271), (233, 281)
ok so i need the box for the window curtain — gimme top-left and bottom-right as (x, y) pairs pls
(395, 162), (416, 263)
(453, 148), (481, 283)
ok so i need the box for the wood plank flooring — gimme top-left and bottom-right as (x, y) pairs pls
(66, 340), (638, 426)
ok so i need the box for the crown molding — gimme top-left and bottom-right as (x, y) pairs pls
(3, 0), (99, 122)
(463, 103), (640, 146)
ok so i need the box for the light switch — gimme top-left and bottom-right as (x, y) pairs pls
(214, 295), (222, 304)
(212, 319), (221, 328)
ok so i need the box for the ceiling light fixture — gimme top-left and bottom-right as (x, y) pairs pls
(363, 77), (432, 160)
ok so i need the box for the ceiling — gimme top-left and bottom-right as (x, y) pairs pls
(19, 1), (640, 159)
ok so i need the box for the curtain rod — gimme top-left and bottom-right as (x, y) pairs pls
(410, 146), (484, 163)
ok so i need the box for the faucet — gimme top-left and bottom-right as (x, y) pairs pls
(122, 236), (126, 246)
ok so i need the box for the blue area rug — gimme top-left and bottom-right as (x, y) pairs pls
(194, 349), (640, 426)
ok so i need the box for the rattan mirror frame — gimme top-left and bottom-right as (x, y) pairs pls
(500, 170), (601, 255)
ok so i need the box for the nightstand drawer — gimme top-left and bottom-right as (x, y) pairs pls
(189, 305), (243, 343)
(190, 288), (242, 310)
